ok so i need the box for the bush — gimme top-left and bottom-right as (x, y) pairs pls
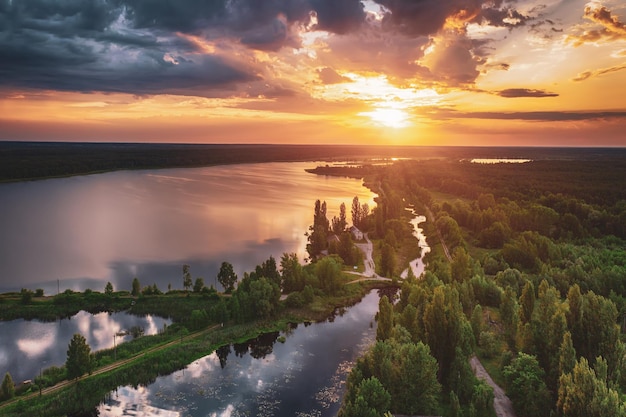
(479, 331), (501, 359)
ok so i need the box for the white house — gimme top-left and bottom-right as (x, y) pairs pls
(349, 225), (363, 241)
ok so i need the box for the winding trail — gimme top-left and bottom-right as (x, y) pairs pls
(470, 355), (518, 417)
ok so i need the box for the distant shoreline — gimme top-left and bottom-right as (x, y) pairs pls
(1, 142), (624, 183)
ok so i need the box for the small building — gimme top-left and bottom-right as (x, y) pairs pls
(349, 225), (363, 241)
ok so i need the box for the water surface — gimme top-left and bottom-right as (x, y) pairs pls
(99, 290), (381, 417)
(0, 162), (375, 294)
(0, 312), (170, 383)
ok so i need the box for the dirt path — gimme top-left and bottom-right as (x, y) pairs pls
(470, 355), (517, 417)
(354, 233), (379, 278)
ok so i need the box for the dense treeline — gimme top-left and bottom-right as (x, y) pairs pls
(337, 154), (626, 416)
(2, 142), (621, 182)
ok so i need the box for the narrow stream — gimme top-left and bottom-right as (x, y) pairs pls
(401, 210), (431, 279)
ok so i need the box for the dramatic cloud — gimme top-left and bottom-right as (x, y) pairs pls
(568, 3), (626, 45)
(497, 88), (559, 98)
(433, 110), (626, 121)
(420, 30), (480, 85)
(1, 0), (625, 146)
(573, 63), (626, 81)
(0, 0), (368, 95)
(373, 0), (528, 37)
(310, 0), (366, 34)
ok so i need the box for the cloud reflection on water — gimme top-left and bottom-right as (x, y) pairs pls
(99, 291), (381, 417)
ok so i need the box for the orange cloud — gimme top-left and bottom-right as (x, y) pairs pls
(572, 62), (626, 81)
(568, 3), (626, 46)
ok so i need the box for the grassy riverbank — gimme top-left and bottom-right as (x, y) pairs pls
(0, 280), (392, 416)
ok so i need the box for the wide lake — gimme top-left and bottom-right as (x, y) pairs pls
(0, 162), (376, 294)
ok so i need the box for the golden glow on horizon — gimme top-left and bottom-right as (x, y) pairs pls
(1, 0), (625, 146)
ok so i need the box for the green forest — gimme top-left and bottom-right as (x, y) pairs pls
(335, 156), (626, 417)
(1, 150), (625, 417)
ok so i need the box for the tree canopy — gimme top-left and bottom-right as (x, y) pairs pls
(66, 333), (92, 381)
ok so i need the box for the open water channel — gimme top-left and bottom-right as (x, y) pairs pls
(99, 290), (383, 417)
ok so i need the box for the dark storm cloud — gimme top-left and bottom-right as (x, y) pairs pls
(0, 0), (258, 95)
(373, 0), (528, 37)
(498, 88), (559, 98)
(0, 0), (367, 95)
(309, 0), (365, 34)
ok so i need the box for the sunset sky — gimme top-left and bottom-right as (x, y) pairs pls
(1, 0), (625, 146)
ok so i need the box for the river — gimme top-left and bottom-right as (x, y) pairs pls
(401, 211), (431, 279)
(99, 290), (381, 417)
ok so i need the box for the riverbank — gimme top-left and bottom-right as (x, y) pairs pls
(0, 280), (392, 416)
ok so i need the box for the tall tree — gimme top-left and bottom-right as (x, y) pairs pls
(470, 304), (483, 344)
(423, 286), (471, 384)
(339, 202), (348, 231)
(66, 333), (92, 381)
(1, 372), (15, 400)
(182, 264), (192, 292)
(333, 202), (348, 234)
(351, 196), (361, 228)
(559, 331), (577, 377)
(131, 277), (140, 296)
(361, 203), (370, 227)
(249, 277), (280, 318)
(451, 247), (472, 282)
(377, 296), (393, 341)
(193, 277), (205, 293)
(104, 281), (113, 295)
(519, 280), (535, 324)
(280, 252), (305, 292)
(256, 256), (281, 288)
(217, 261), (238, 293)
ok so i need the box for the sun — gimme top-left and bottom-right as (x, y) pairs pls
(359, 107), (411, 129)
